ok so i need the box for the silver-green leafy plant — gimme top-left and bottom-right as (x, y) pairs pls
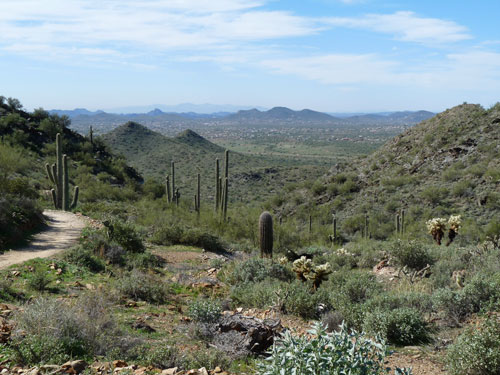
(257, 322), (412, 375)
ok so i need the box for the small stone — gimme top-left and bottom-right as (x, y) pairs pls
(214, 367), (222, 373)
(161, 368), (178, 375)
(198, 368), (208, 375)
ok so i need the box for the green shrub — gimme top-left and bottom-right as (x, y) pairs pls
(11, 295), (134, 365)
(117, 270), (170, 304)
(151, 225), (225, 252)
(363, 308), (429, 346)
(447, 317), (500, 375)
(257, 322), (411, 375)
(26, 268), (53, 292)
(63, 246), (106, 272)
(226, 258), (294, 285)
(0, 278), (17, 301)
(188, 299), (222, 323)
(132, 343), (181, 369)
(433, 273), (500, 324)
(110, 220), (145, 253)
(389, 240), (434, 270)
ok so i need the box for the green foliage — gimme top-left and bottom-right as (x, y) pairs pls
(151, 225), (225, 252)
(10, 294), (133, 365)
(363, 308), (429, 346)
(447, 317), (500, 375)
(109, 220), (145, 253)
(257, 322), (411, 375)
(26, 267), (53, 292)
(117, 270), (170, 304)
(432, 273), (500, 324)
(63, 243), (107, 272)
(188, 299), (222, 323)
(389, 240), (434, 270)
(225, 258), (294, 284)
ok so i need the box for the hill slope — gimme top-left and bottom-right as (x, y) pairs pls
(274, 103), (500, 239)
(101, 122), (327, 204)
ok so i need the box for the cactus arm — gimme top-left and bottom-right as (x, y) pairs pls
(56, 133), (63, 209)
(62, 154), (69, 211)
(70, 186), (79, 209)
(50, 189), (57, 209)
(215, 159), (220, 212)
(166, 175), (171, 203)
(223, 177), (228, 220)
(197, 173), (201, 211)
(171, 161), (175, 204)
(45, 163), (55, 184)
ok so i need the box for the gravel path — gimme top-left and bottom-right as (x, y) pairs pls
(0, 210), (87, 270)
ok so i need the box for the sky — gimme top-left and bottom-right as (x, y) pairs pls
(1, 0), (499, 113)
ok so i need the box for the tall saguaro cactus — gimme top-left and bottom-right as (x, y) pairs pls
(166, 175), (171, 203)
(259, 211), (273, 258)
(215, 159), (220, 212)
(45, 133), (79, 210)
(171, 161), (176, 204)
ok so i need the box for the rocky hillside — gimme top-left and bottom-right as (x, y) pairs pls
(274, 103), (500, 239)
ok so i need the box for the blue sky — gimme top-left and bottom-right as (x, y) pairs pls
(1, 0), (499, 112)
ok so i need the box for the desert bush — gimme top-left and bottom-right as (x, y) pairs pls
(433, 273), (500, 324)
(26, 267), (53, 292)
(11, 294), (135, 365)
(63, 246), (106, 272)
(151, 225), (225, 252)
(226, 258), (294, 285)
(421, 186), (448, 205)
(257, 322), (411, 375)
(332, 271), (382, 304)
(132, 343), (181, 369)
(126, 251), (163, 270)
(183, 348), (232, 372)
(117, 270), (169, 304)
(389, 240), (434, 270)
(363, 308), (429, 346)
(230, 280), (282, 311)
(0, 278), (17, 301)
(447, 317), (500, 375)
(188, 299), (222, 323)
(283, 281), (331, 319)
(110, 220), (145, 253)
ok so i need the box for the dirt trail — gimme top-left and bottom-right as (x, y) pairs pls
(0, 210), (87, 270)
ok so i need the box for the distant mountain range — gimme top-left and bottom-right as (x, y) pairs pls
(50, 106), (435, 134)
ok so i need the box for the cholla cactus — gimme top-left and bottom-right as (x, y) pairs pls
(448, 215), (462, 232)
(446, 215), (462, 246)
(335, 248), (354, 257)
(292, 256), (314, 281)
(307, 262), (332, 290)
(426, 218), (447, 245)
(292, 256), (332, 290)
(278, 256), (288, 265)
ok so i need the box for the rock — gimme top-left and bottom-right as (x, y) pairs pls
(132, 320), (156, 333)
(216, 313), (283, 354)
(161, 368), (178, 375)
(213, 367), (222, 373)
(198, 368), (209, 375)
(113, 360), (128, 368)
(70, 360), (88, 373)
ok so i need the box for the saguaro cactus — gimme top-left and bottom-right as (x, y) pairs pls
(89, 125), (93, 145)
(171, 161), (176, 203)
(364, 215), (369, 239)
(259, 211), (273, 258)
(215, 159), (220, 212)
(45, 133), (79, 210)
(197, 173), (201, 211)
(166, 175), (171, 203)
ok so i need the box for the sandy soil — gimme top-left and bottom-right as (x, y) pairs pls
(0, 210), (87, 270)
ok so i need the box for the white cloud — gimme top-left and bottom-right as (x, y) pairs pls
(261, 50), (500, 91)
(0, 0), (317, 62)
(325, 11), (471, 45)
